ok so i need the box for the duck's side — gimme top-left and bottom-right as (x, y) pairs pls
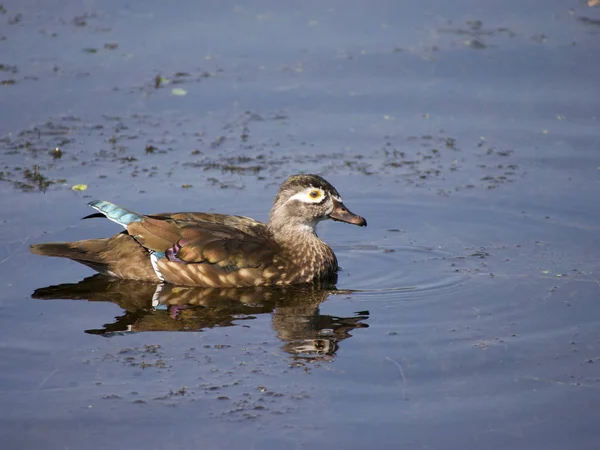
(29, 213), (335, 287)
(31, 206), (288, 287)
(30, 174), (367, 287)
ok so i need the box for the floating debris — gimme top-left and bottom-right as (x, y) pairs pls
(154, 75), (168, 89)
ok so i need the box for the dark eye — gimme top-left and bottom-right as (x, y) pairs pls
(309, 190), (320, 199)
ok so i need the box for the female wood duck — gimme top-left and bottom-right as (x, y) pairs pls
(30, 174), (367, 287)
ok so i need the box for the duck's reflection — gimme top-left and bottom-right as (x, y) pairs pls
(32, 275), (368, 361)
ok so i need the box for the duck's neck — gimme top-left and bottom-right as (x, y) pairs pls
(267, 219), (338, 282)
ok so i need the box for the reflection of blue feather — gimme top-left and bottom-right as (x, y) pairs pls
(87, 200), (143, 228)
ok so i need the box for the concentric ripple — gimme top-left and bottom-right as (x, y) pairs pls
(333, 243), (471, 301)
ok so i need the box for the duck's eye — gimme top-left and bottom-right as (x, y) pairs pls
(309, 190), (321, 199)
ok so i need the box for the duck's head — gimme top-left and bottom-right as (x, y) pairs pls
(269, 174), (367, 234)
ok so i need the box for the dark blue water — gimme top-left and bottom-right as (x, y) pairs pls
(1, 1), (599, 448)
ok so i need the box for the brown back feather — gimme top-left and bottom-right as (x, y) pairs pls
(127, 214), (280, 274)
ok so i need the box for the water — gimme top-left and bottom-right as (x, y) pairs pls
(1, 0), (600, 448)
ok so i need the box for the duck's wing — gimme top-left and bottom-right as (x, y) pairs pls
(89, 201), (284, 287)
(129, 217), (284, 287)
(150, 212), (265, 237)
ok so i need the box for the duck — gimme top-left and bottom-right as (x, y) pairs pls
(30, 174), (367, 287)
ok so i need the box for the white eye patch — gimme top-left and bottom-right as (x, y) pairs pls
(288, 187), (328, 204)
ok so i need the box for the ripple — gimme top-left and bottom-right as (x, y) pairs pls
(335, 244), (471, 302)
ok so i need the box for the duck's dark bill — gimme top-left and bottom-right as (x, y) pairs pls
(330, 202), (367, 227)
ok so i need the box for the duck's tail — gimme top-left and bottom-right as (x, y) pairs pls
(30, 233), (159, 282)
(30, 201), (144, 270)
(30, 238), (112, 267)
(30, 240), (112, 275)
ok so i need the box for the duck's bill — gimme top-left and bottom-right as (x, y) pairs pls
(330, 201), (367, 227)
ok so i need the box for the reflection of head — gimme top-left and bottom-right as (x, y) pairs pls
(281, 338), (339, 363)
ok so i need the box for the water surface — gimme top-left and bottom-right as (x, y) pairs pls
(1, 1), (599, 449)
